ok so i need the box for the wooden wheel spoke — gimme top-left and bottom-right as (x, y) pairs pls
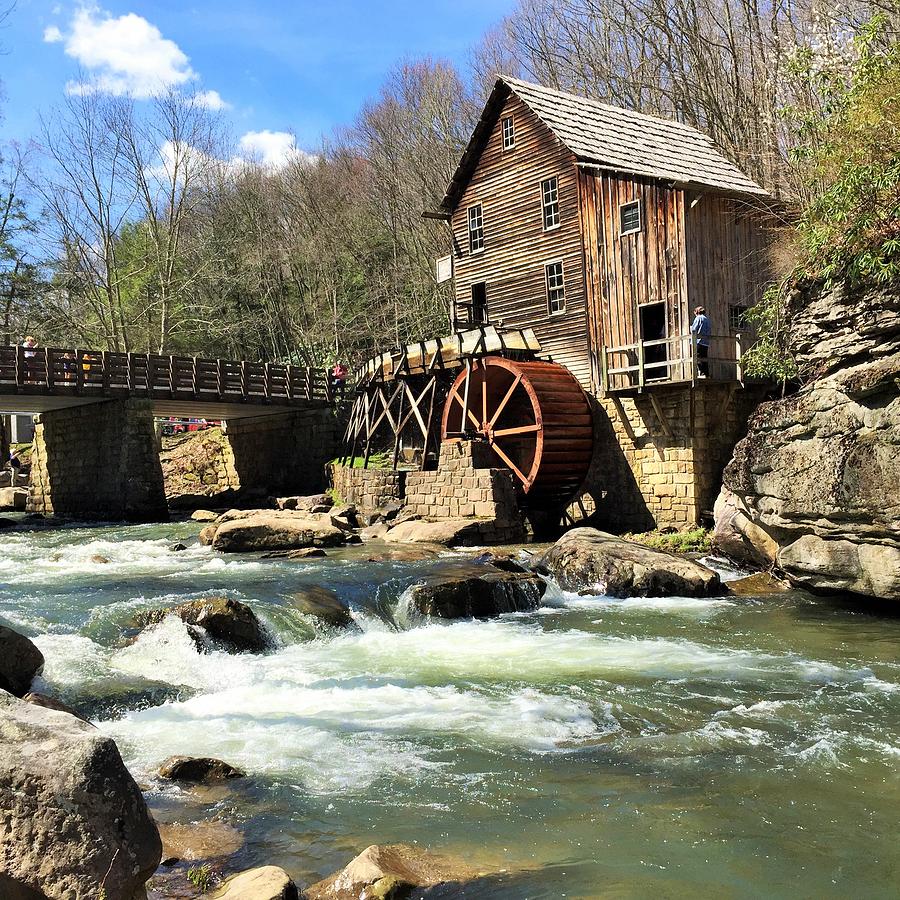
(488, 373), (522, 428)
(493, 423), (541, 438)
(490, 440), (531, 486)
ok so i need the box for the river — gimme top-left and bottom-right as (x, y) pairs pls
(1, 519), (898, 898)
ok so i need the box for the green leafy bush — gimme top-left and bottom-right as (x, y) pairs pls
(745, 17), (900, 379)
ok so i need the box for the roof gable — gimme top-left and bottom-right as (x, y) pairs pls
(440, 77), (768, 212)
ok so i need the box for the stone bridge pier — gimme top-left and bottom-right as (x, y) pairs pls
(28, 400), (338, 520)
(29, 399), (168, 521)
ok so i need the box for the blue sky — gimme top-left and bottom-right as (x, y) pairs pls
(1, 0), (514, 155)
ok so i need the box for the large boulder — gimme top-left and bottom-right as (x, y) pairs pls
(536, 528), (722, 597)
(409, 569), (546, 618)
(718, 281), (900, 600)
(135, 597), (268, 652)
(305, 843), (481, 900)
(0, 693), (162, 900)
(0, 625), (44, 697)
(210, 866), (298, 899)
(289, 586), (353, 627)
(385, 518), (486, 546)
(205, 511), (346, 553)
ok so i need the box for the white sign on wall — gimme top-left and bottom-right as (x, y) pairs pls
(436, 255), (453, 284)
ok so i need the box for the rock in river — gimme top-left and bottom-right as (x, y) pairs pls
(536, 527), (722, 597)
(0, 692), (162, 900)
(158, 755), (246, 783)
(409, 569), (546, 618)
(305, 843), (482, 900)
(0, 625), (44, 697)
(203, 510), (346, 553)
(210, 865), (298, 899)
(289, 585), (353, 627)
(136, 597), (268, 652)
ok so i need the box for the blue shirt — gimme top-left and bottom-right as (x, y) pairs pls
(690, 314), (711, 347)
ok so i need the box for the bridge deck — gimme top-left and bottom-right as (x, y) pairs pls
(0, 346), (332, 417)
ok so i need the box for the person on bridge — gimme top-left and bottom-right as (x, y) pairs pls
(331, 362), (349, 399)
(690, 306), (712, 378)
(21, 336), (39, 383)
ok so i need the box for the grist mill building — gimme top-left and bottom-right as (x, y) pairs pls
(340, 77), (777, 534)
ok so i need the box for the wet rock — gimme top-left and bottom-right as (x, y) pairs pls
(0, 486), (27, 511)
(90, 554), (110, 564)
(366, 545), (440, 562)
(191, 509), (220, 522)
(276, 493), (333, 512)
(22, 691), (92, 724)
(158, 755), (246, 783)
(728, 572), (791, 596)
(713, 489), (779, 567)
(410, 570), (546, 618)
(0, 516), (16, 529)
(380, 501), (403, 521)
(199, 523), (218, 545)
(330, 503), (358, 532)
(207, 512), (346, 553)
(305, 843), (482, 900)
(210, 865), (298, 899)
(170, 542), (188, 552)
(536, 528), (722, 597)
(345, 533), (362, 545)
(385, 518), (487, 546)
(0, 692), (161, 900)
(0, 625), (44, 697)
(360, 522), (389, 541)
(136, 597), (269, 652)
(158, 820), (244, 862)
(261, 547), (327, 560)
(289, 586), (353, 627)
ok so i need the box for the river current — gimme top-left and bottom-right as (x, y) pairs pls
(1, 519), (899, 898)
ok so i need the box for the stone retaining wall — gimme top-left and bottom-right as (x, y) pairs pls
(331, 465), (406, 512)
(30, 399), (167, 521)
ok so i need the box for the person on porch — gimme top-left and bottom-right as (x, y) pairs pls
(690, 306), (711, 377)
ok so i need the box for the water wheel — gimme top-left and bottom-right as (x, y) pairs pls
(440, 356), (594, 508)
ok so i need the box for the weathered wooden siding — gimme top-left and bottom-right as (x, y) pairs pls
(579, 170), (687, 387)
(451, 95), (591, 387)
(684, 195), (773, 337)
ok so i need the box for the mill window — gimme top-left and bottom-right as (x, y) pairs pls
(620, 199), (642, 236)
(729, 304), (751, 332)
(541, 177), (560, 230)
(545, 261), (566, 315)
(467, 204), (484, 253)
(502, 116), (515, 150)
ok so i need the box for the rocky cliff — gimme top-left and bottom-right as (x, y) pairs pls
(715, 281), (900, 600)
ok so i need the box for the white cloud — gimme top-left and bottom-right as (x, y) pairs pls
(46, 5), (225, 106)
(237, 130), (315, 170)
(194, 89), (229, 111)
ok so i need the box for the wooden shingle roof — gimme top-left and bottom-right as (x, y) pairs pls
(440, 77), (768, 212)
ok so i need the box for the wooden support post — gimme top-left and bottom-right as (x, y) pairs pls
(637, 339), (645, 392)
(649, 393), (674, 441)
(44, 348), (53, 390)
(127, 353), (135, 391)
(264, 362), (271, 400)
(192, 357), (199, 396)
(102, 351), (111, 393)
(286, 364), (295, 400)
(305, 367), (313, 401)
(240, 360), (248, 399)
(75, 350), (83, 395)
(216, 359), (224, 397)
(691, 333), (698, 387)
(14, 345), (22, 391)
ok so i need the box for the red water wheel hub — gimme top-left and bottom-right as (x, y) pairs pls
(440, 356), (594, 508)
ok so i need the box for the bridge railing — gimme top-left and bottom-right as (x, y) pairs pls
(0, 346), (333, 405)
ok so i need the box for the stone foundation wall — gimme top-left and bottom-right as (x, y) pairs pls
(331, 440), (526, 542)
(331, 465), (406, 512)
(30, 399), (167, 521)
(585, 384), (766, 532)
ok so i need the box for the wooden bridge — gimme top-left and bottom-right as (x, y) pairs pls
(0, 345), (333, 418)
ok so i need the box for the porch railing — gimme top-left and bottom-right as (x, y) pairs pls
(600, 333), (748, 393)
